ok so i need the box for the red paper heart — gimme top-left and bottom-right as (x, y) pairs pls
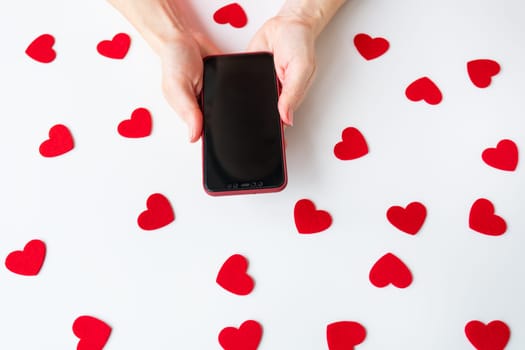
(213, 3), (248, 28)
(334, 127), (369, 161)
(327, 321), (367, 350)
(137, 193), (175, 230)
(294, 199), (332, 234)
(482, 139), (518, 171)
(39, 124), (74, 157)
(216, 254), (254, 296)
(118, 107), (152, 138)
(405, 77), (442, 105)
(73, 315), (112, 350)
(353, 33), (389, 60)
(465, 320), (510, 350)
(97, 33), (131, 59)
(219, 320), (262, 350)
(369, 253), (412, 288)
(5, 239), (46, 276)
(387, 202), (427, 235)
(25, 34), (56, 63)
(467, 59), (501, 88)
(469, 198), (507, 236)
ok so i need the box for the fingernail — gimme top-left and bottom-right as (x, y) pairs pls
(189, 126), (194, 142)
(287, 109), (294, 126)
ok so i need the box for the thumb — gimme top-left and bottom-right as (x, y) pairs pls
(164, 34), (218, 142)
(162, 74), (203, 142)
(277, 61), (315, 126)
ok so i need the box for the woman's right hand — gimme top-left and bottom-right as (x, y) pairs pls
(158, 32), (220, 142)
(107, 0), (220, 142)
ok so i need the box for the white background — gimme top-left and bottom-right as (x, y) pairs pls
(0, 0), (524, 349)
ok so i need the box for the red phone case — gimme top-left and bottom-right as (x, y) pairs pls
(200, 52), (287, 196)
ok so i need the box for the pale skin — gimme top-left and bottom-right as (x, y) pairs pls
(107, 0), (347, 142)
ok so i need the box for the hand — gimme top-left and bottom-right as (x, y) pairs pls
(159, 32), (220, 142)
(247, 15), (317, 126)
(107, 0), (221, 142)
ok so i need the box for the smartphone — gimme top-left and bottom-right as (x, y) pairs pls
(201, 52), (287, 196)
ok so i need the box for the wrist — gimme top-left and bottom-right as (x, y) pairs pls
(277, 0), (347, 37)
(108, 0), (190, 54)
(277, 7), (323, 37)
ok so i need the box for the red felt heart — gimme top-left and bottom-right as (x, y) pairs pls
(482, 139), (518, 171)
(213, 3), (248, 28)
(353, 33), (389, 60)
(137, 193), (175, 230)
(369, 253), (412, 288)
(73, 315), (112, 350)
(387, 202), (427, 235)
(5, 239), (46, 276)
(327, 321), (367, 350)
(294, 199), (332, 234)
(405, 77), (442, 105)
(97, 33), (131, 59)
(25, 34), (56, 63)
(465, 320), (510, 350)
(219, 320), (262, 350)
(39, 124), (74, 157)
(216, 254), (254, 296)
(334, 127), (369, 161)
(467, 59), (501, 88)
(469, 198), (507, 236)
(118, 107), (152, 138)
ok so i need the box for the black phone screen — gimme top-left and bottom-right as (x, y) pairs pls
(202, 53), (286, 194)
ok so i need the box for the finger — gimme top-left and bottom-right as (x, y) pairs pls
(162, 74), (203, 142)
(277, 60), (316, 126)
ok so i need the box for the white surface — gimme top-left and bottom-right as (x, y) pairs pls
(0, 0), (524, 349)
